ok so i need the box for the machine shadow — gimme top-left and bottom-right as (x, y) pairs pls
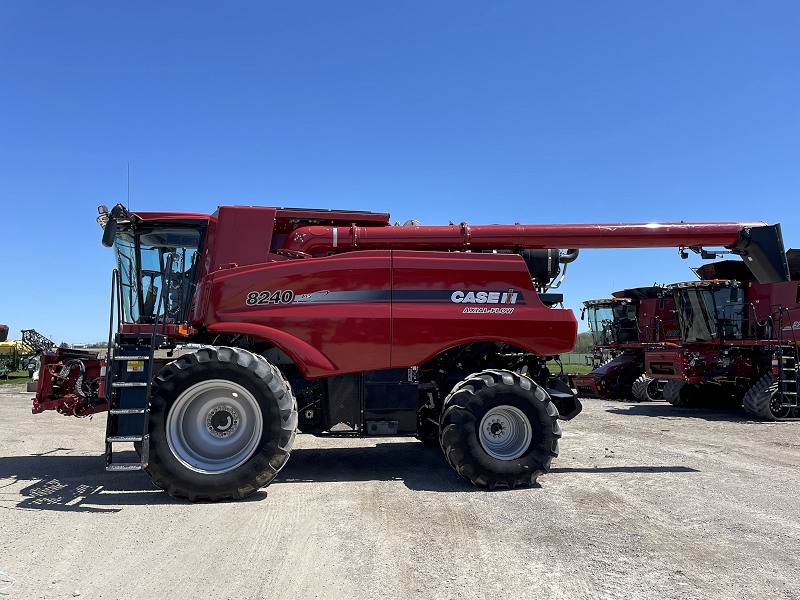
(276, 441), (700, 487)
(275, 442), (476, 492)
(1, 440), (703, 512)
(0, 453), (175, 513)
(605, 402), (759, 423)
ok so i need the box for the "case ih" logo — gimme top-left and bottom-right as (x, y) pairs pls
(451, 289), (520, 304)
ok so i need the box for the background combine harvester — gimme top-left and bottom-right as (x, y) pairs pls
(30, 204), (790, 501)
(574, 287), (678, 401)
(645, 252), (800, 420)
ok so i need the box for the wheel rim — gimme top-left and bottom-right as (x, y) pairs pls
(769, 390), (792, 419)
(647, 378), (660, 399)
(166, 379), (263, 474)
(478, 405), (532, 461)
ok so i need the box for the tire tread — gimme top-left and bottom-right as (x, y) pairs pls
(439, 370), (561, 489)
(144, 346), (297, 502)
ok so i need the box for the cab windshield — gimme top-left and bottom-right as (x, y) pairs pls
(585, 305), (614, 345)
(114, 227), (204, 324)
(674, 286), (745, 343)
(585, 302), (638, 345)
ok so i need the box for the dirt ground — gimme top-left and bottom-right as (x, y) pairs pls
(1, 383), (799, 599)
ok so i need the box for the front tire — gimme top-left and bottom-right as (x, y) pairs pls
(439, 370), (562, 489)
(145, 347), (297, 501)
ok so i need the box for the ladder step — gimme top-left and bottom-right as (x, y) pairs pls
(114, 355), (150, 361)
(112, 382), (148, 388)
(106, 463), (142, 471)
(109, 408), (146, 414)
(107, 435), (143, 442)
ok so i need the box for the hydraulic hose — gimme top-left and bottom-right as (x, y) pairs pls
(560, 249), (579, 263)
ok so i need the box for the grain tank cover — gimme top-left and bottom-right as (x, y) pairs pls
(612, 287), (662, 300)
(692, 260), (755, 282)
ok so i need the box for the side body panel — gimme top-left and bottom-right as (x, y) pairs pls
(206, 251), (392, 376)
(638, 297), (679, 343)
(391, 251), (578, 367)
(748, 280), (800, 338)
(206, 249), (578, 378)
(645, 349), (686, 380)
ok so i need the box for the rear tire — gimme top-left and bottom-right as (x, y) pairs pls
(663, 380), (696, 407)
(439, 370), (561, 489)
(145, 346), (297, 501)
(743, 373), (792, 421)
(632, 375), (660, 402)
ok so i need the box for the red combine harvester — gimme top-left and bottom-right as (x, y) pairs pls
(645, 253), (800, 419)
(574, 287), (679, 401)
(31, 204), (790, 500)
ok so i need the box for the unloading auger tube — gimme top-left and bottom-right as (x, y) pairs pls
(282, 221), (789, 283)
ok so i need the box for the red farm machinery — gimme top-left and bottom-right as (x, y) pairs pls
(644, 253), (800, 420)
(573, 287), (679, 401)
(30, 204), (790, 500)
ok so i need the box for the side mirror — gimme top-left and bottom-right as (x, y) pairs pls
(729, 287), (738, 303)
(102, 219), (117, 248)
(580, 308), (585, 321)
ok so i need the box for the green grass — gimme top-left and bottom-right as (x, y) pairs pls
(0, 370), (32, 385)
(547, 362), (593, 375)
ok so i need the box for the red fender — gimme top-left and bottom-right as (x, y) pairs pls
(206, 322), (337, 378)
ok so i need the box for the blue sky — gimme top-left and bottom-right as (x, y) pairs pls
(1, 1), (798, 344)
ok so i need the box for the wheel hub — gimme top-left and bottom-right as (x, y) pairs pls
(489, 421), (505, 437)
(206, 405), (240, 438)
(166, 379), (263, 474)
(478, 405), (533, 461)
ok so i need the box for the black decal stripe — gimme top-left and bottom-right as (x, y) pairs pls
(293, 290), (391, 304)
(393, 290), (528, 305)
(283, 289), (529, 305)
(393, 290), (455, 302)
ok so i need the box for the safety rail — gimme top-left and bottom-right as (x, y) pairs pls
(771, 305), (799, 348)
(640, 316), (673, 344)
(771, 306), (799, 410)
(104, 269), (122, 401)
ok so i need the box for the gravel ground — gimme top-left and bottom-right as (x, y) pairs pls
(1, 383), (799, 599)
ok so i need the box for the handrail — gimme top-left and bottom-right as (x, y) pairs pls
(145, 254), (175, 404)
(773, 305), (798, 347)
(104, 269), (120, 401)
(116, 267), (124, 327)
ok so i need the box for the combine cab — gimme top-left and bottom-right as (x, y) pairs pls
(574, 288), (678, 400)
(645, 254), (800, 419)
